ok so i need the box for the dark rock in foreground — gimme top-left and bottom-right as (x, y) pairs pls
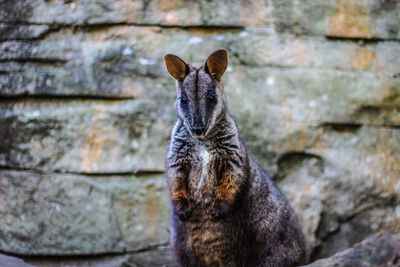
(305, 233), (400, 267)
(0, 254), (35, 267)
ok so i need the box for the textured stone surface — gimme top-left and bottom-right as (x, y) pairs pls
(0, 254), (35, 267)
(0, 1), (399, 39)
(0, 171), (170, 255)
(276, 126), (400, 258)
(1, 82), (399, 174)
(24, 246), (176, 267)
(0, 99), (174, 172)
(0, 23), (50, 41)
(305, 233), (400, 267)
(1, 27), (399, 97)
(1, 0), (400, 265)
(25, 255), (131, 267)
(23, 246), (176, 267)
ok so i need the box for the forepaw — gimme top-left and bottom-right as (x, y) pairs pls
(174, 198), (192, 221)
(210, 198), (231, 219)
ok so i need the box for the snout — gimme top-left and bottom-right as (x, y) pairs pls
(191, 125), (206, 137)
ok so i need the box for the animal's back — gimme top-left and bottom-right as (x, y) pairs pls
(245, 153), (307, 266)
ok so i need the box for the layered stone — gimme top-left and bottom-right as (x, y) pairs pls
(1, 0), (400, 264)
(1, 1), (399, 39)
(0, 171), (170, 255)
(1, 27), (399, 98)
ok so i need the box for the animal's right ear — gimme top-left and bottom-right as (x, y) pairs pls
(164, 54), (189, 81)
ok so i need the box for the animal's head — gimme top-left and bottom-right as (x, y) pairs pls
(165, 49), (228, 139)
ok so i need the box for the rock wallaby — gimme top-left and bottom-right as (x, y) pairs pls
(165, 50), (306, 267)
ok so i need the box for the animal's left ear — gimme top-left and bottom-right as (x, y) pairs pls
(204, 49), (228, 80)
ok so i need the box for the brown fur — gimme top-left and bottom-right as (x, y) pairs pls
(165, 50), (307, 267)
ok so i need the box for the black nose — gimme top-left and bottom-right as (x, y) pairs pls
(192, 126), (205, 136)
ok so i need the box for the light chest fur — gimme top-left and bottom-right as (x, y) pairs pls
(189, 146), (216, 204)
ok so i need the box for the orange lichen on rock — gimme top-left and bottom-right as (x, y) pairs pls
(350, 48), (374, 71)
(80, 126), (103, 173)
(327, 0), (373, 38)
(159, 0), (184, 12)
(239, 1), (269, 26)
(159, 0), (200, 25)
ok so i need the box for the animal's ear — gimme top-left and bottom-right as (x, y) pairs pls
(165, 54), (189, 81)
(204, 49), (228, 80)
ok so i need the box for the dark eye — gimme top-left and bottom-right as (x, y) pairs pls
(180, 94), (188, 104)
(208, 92), (217, 101)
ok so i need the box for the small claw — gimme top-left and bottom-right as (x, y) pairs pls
(176, 206), (192, 221)
(210, 199), (231, 219)
(174, 198), (192, 221)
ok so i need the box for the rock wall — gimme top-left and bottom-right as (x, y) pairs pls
(0, 0), (399, 266)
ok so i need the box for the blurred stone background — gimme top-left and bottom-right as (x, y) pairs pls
(0, 0), (399, 266)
